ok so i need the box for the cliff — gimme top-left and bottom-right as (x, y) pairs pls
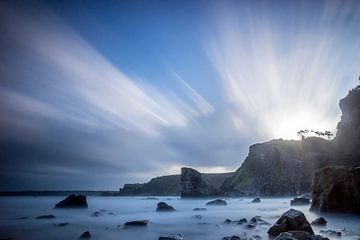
(221, 85), (360, 196)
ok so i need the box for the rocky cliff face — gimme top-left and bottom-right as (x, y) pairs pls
(220, 138), (331, 196)
(311, 166), (360, 213)
(221, 85), (360, 197)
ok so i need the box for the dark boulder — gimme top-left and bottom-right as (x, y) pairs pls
(310, 166), (360, 213)
(55, 222), (68, 227)
(193, 207), (206, 211)
(267, 209), (314, 238)
(124, 220), (148, 226)
(79, 231), (91, 239)
(290, 197), (310, 205)
(250, 216), (270, 225)
(55, 194), (88, 208)
(156, 202), (176, 212)
(252, 197), (261, 203)
(36, 214), (56, 219)
(224, 219), (232, 224)
(206, 199), (227, 206)
(236, 218), (247, 224)
(311, 217), (327, 226)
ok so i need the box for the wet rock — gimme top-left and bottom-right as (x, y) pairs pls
(55, 222), (68, 227)
(222, 235), (242, 240)
(320, 230), (342, 237)
(250, 216), (270, 225)
(193, 207), (207, 211)
(206, 199), (227, 206)
(156, 202), (176, 212)
(79, 231), (91, 239)
(194, 215), (202, 219)
(274, 231), (329, 240)
(267, 209), (314, 237)
(36, 214), (56, 219)
(290, 197), (311, 206)
(158, 234), (184, 240)
(252, 197), (261, 203)
(311, 166), (360, 213)
(55, 194), (88, 208)
(124, 220), (148, 226)
(311, 217), (327, 226)
(224, 219), (232, 224)
(246, 223), (257, 228)
(91, 211), (101, 217)
(236, 218), (248, 224)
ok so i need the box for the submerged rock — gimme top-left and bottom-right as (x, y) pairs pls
(158, 234), (183, 240)
(252, 197), (261, 203)
(267, 209), (314, 237)
(224, 219), (232, 224)
(193, 207), (207, 211)
(206, 199), (227, 206)
(79, 231), (91, 239)
(290, 197), (311, 205)
(36, 214), (56, 219)
(250, 216), (270, 225)
(55, 222), (68, 227)
(236, 218), (248, 224)
(124, 220), (148, 226)
(311, 166), (360, 213)
(311, 217), (327, 226)
(156, 202), (176, 212)
(54, 194), (88, 208)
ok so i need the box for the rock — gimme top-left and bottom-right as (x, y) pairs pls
(267, 209), (314, 237)
(319, 230), (342, 237)
(252, 197), (261, 203)
(246, 223), (257, 228)
(91, 211), (101, 217)
(250, 216), (270, 225)
(311, 166), (360, 213)
(206, 199), (227, 206)
(224, 219), (232, 224)
(54, 194), (88, 208)
(274, 231), (328, 240)
(194, 215), (202, 219)
(193, 207), (206, 211)
(36, 214), (56, 219)
(124, 220), (148, 226)
(55, 222), (68, 227)
(311, 217), (327, 226)
(158, 234), (184, 240)
(180, 167), (220, 197)
(156, 202), (176, 212)
(236, 218), (248, 224)
(79, 231), (91, 239)
(290, 197), (311, 205)
(222, 236), (242, 240)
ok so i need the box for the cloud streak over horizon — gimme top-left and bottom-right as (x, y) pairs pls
(1, 0), (360, 190)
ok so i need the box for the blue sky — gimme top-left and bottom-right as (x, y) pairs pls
(1, 0), (360, 190)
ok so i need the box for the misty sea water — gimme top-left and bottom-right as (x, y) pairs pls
(0, 196), (359, 240)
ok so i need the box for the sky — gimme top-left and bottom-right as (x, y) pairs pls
(1, 0), (360, 191)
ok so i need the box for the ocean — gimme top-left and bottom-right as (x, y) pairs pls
(0, 196), (359, 240)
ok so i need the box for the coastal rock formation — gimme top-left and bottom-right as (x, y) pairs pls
(267, 209), (314, 238)
(274, 231), (328, 240)
(124, 220), (148, 227)
(251, 197), (261, 203)
(54, 194), (88, 208)
(311, 217), (327, 226)
(310, 166), (360, 213)
(180, 167), (219, 197)
(156, 202), (176, 211)
(119, 171), (233, 196)
(79, 231), (91, 239)
(36, 214), (56, 219)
